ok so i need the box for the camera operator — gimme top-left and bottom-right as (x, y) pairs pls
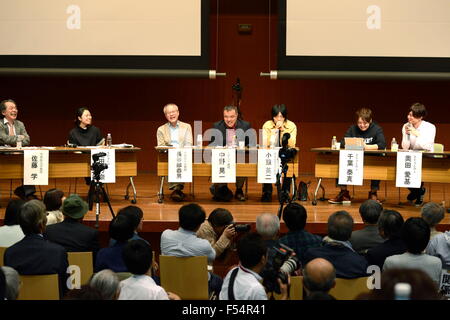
(219, 233), (289, 300)
(196, 208), (236, 257)
(261, 104), (297, 202)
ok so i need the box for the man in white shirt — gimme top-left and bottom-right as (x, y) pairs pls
(401, 103), (436, 206)
(119, 239), (179, 300)
(383, 217), (442, 287)
(220, 232), (289, 300)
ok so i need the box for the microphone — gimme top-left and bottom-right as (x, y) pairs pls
(406, 123), (411, 141)
(281, 133), (290, 148)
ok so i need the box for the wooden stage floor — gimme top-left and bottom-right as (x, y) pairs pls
(1, 172), (449, 235)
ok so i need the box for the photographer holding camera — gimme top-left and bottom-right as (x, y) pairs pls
(219, 233), (289, 300)
(261, 104), (297, 202)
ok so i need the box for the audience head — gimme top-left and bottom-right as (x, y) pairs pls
(409, 102), (427, 119)
(178, 203), (206, 231)
(18, 200), (47, 235)
(303, 258), (336, 295)
(401, 217), (430, 254)
(369, 268), (440, 300)
(64, 285), (104, 300)
(61, 194), (88, 220)
(304, 291), (336, 300)
(282, 202), (307, 232)
(117, 205), (144, 232)
(208, 208), (234, 235)
(377, 209), (404, 239)
(1, 266), (20, 300)
(109, 214), (135, 243)
(237, 232), (267, 270)
(256, 213), (280, 240)
(75, 107), (92, 127)
(122, 239), (153, 275)
(359, 200), (383, 224)
(90, 269), (120, 300)
(3, 198), (25, 226)
(421, 202), (445, 229)
(327, 211), (353, 241)
(0, 267), (5, 300)
(43, 188), (65, 212)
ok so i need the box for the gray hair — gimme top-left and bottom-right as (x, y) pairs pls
(256, 213), (280, 238)
(421, 202), (445, 228)
(163, 103), (178, 114)
(89, 269), (120, 300)
(1, 266), (20, 300)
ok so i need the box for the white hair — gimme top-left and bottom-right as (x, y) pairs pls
(163, 103), (179, 114)
(1, 266), (20, 300)
(89, 269), (120, 300)
(256, 213), (280, 238)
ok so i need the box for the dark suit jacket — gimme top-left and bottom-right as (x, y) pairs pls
(209, 119), (253, 147)
(44, 219), (100, 256)
(4, 233), (69, 296)
(0, 119), (30, 146)
(366, 237), (407, 269)
(304, 242), (369, 279)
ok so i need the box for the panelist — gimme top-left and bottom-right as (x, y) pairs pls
(401, 103), (436, 206)
(156, 103), (193, 202)
(261, 104), (297, 202)
(68, 107), (104, 146)
(329, 108), (386, 204)
(0, 99), (36, 200)
(209, 105), (253, 202)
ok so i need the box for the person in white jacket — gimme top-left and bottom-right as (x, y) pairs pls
(401, 103), (436, 206)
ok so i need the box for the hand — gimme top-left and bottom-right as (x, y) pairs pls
(404, 124), (412, 135)
(167, 292), (181, 300)
(17, 135), (24, 140)
(223, 224), (236, 239)
(275, 121), (284, 131)
(277, 276), (290, 300)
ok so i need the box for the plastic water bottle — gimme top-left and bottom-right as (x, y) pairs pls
(16, 135), (23, 148)
(197, 134), (202, 147)
(394, 283), (411, 300)
(331, 136), (337, 150)
(106, 133), (112, 147)
(391, 138), (398, 152)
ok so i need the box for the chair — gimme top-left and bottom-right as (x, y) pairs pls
(67, 252), (94, 286)
(428, 143), (445, 201)
(0, 246), (6, 267)
(17, 274), (60, 300)
(159, 255), (209, 300)
(329, 277), (371, 300)
(272, 275), (304, 300)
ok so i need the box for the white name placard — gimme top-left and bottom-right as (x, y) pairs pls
(90, 149), (116, 183)
(396, 151), (422, 188)
(168, 148), (192, 183)
(24, 149), (49, 185)
(338, 150), (364, 186)
(211, 148), (236, 183)
(257, 149), (280, 184)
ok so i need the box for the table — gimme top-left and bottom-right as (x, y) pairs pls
(0, 147), (140, 203)
(311, 147), (450, 205)
(155, 146), (300, 203)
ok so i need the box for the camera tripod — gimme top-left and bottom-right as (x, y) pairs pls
(88, 176), (115, 229)
(276, 161), (297, 219)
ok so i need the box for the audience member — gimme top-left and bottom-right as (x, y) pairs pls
(279, 203), (322, 265)
(64, 285), (104, 300)
(304, 211), (369, 278)
(421, 202), (445, 239)
(302, 258), (336, 299)
(255, 213), (280, 249)
(119, 240), (179, 300)
(1, 266), (20, 300)
(43, 188), (65, 225)
(89, 269), (120, 300)
(426, 229), (450, 269)
(220, 232), (288, 300)
(4, 200), (68, 296)
(350, 200), (384, 254)
(44, 194), (99, 255)
(0, 267), (6, 300)
(0, 199), (25, 247)
(110, 205), (146, 246)
(367, 268), (441, 300)
(383, 217), (442, 286)
(366, 210), (406, 269)
(197, 208), (236, 257)
(95, 214), (135, 272)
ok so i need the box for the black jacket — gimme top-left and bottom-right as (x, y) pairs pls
(366, 237), (407, 270)
(341, 122), (386, 149)
(209, 119), (253, 147)
(44, 219), (100, 256)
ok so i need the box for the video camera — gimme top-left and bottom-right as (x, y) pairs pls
(92, 152), (108, 180)
(278, 133), (297, 166)
(260, 243), (300, 294)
